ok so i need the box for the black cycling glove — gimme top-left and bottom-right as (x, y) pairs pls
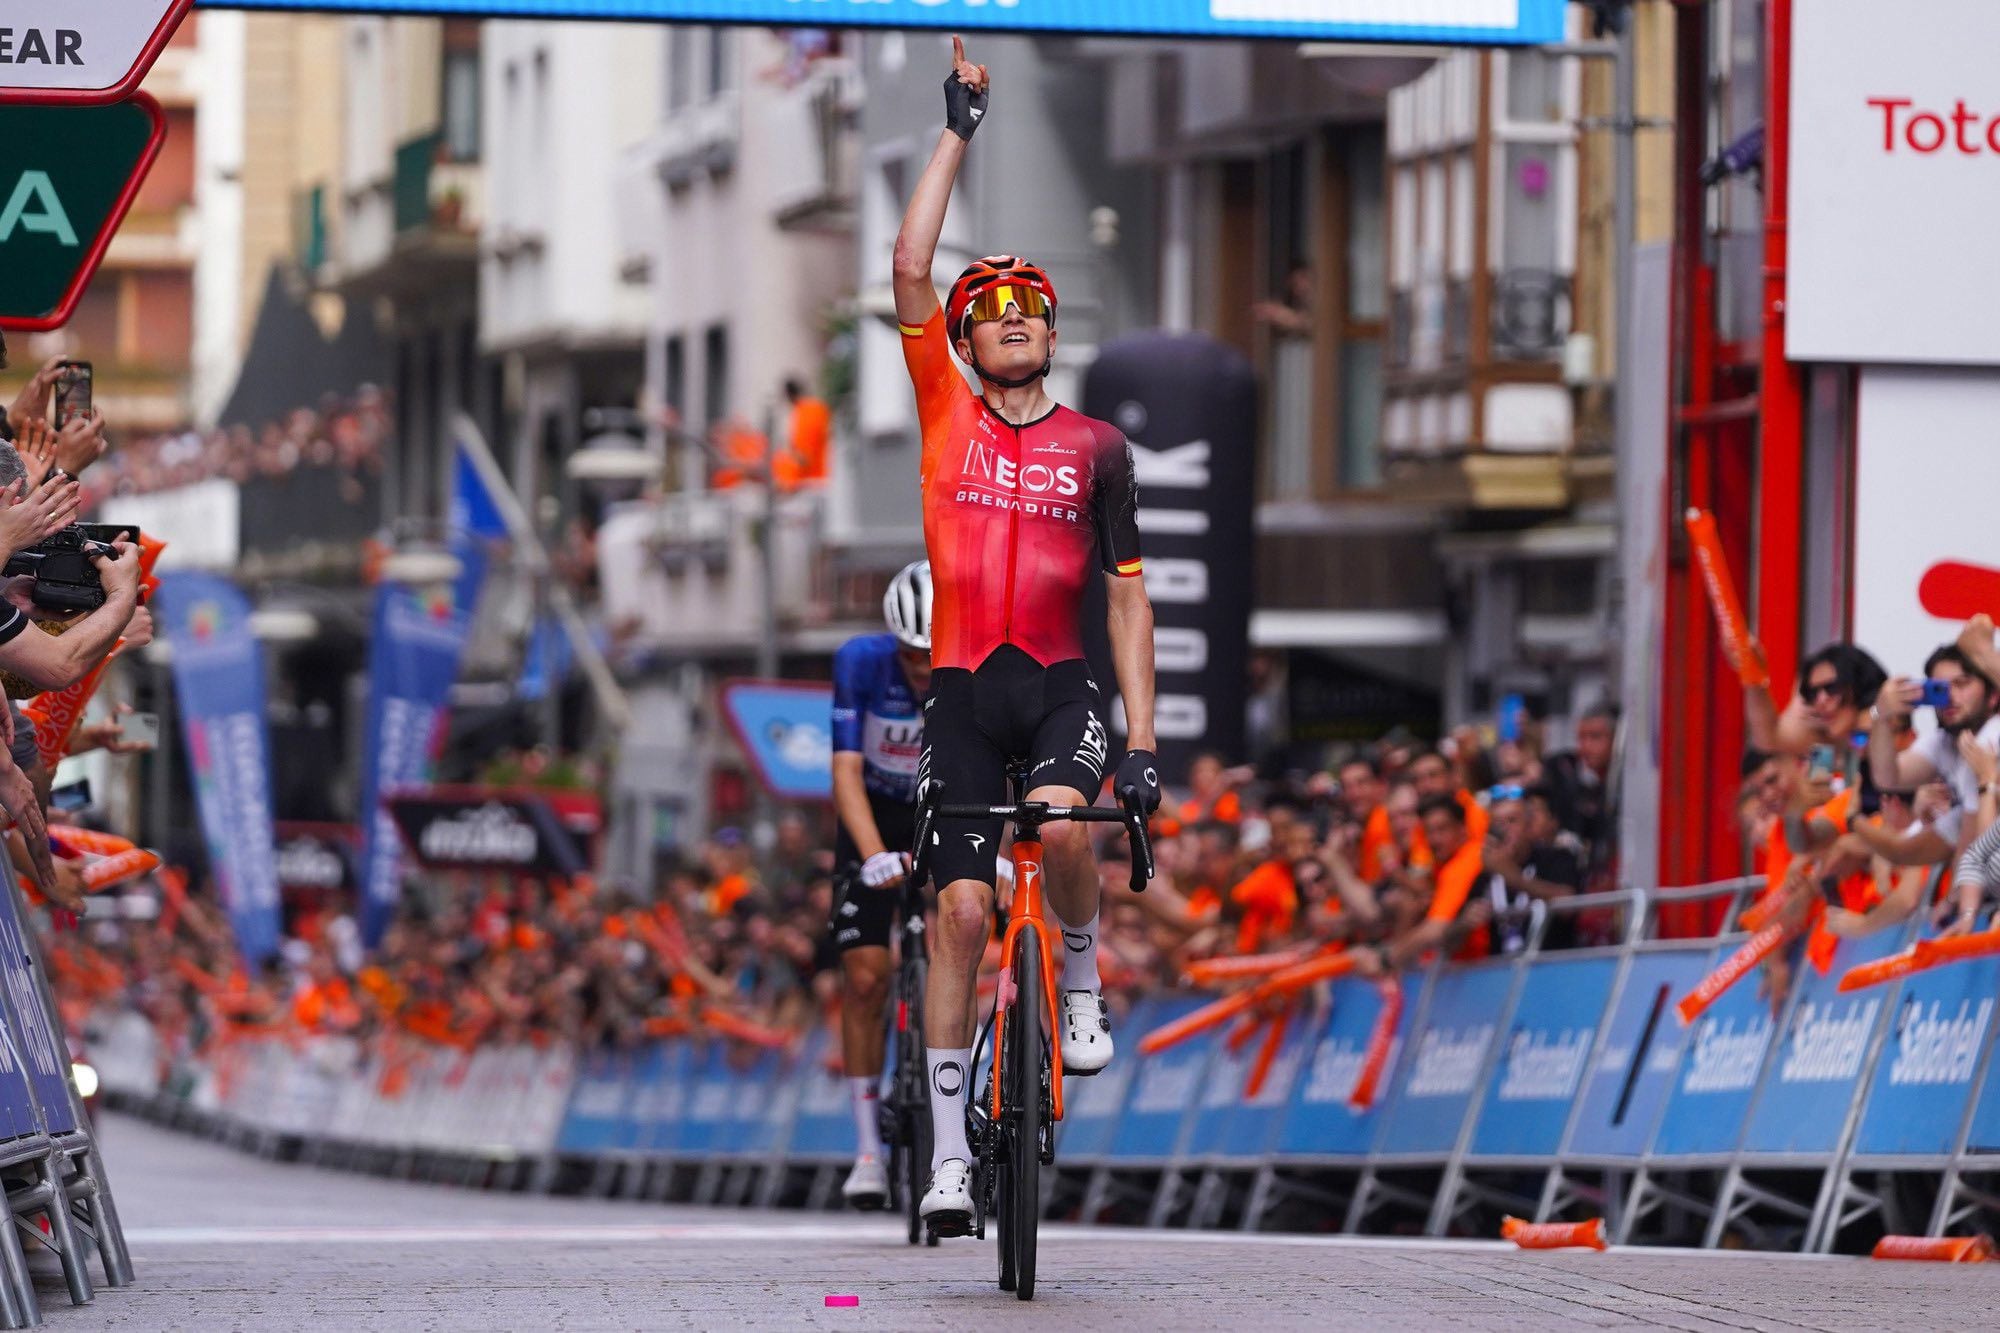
(1115, 749), (1161, 816)
(944, 70), (988, 141)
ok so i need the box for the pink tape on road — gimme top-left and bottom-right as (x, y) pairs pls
(825, 1294), (860, 1307)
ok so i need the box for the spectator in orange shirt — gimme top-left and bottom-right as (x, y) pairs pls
(1350, 793), (1490, 975)
(1408, 748), (1490, 846)
(773, 377), (831, 490)
(1175, 751), (1248, 827)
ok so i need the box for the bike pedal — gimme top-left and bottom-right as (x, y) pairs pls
(925, 1210), (974, 1239)
(847, 1191), (890, 1212)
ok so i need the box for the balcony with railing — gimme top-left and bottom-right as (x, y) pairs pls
(595, 486), (858, 660)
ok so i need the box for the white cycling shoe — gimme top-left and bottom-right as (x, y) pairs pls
(841, 1153), (888, 1211)
(919, 1157), (975, 1236)
(1060, 989), (1114, 1076)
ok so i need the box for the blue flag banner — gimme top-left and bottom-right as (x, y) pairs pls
(356, 585), (476, 947)
(154, 572), (281, 964)
(357, 432), (495, 947)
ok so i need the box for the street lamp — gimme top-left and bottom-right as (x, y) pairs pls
(567, 431), (664, 484)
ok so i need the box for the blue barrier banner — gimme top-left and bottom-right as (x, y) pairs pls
(1740, 929), (1904, 1155)
(1058, 997), (1156, 1161)
(0, 881), (71, 1135)
(721, 1049), (786, 1157)
(673, 1043), (739, 1157)
(1180, 1029), (1244, 1161)
(1273, 975), (1417, 1158)
(1651, 943), (1782, 1158)
(627, 1042), (689, 1155)
(1375, 962), (1514, 1157)
(222, 0), (1567, 45)
(154, 572), (281, 964)
(1469, 955), (1619, 1158)
(1854, 941), (1999, 1158)
(785, 1028), (858, 1159)
(1106, 995), (1215, 1161)
(1217, 1013), (1315, 1161)
(0, 1026), (40, 1142)
(1564, 947), (1711, 1159)
(557, 1048), (636, 1154)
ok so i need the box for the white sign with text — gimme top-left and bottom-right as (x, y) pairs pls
(1, 0), (188, 100)
(1789, 0), (2000, 364)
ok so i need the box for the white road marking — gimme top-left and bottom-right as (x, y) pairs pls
(124, 1220), (1846, 1260)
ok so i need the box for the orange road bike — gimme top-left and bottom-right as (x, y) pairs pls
(911, 781), (1152, 1300)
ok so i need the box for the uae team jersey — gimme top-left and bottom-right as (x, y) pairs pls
(830, 632), (924, 804)
(901, 309), (1144, 671)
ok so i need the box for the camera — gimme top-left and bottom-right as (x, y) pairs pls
(3, 523), (140, 613)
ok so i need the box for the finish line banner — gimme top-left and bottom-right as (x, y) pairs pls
(200, 0), (1564, 43)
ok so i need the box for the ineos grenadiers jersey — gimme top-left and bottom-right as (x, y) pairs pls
(830, 633), (924, 804)
(900, 309), (1143, 672)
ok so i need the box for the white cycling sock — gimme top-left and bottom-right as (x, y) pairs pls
(848, 1077), (882, 1159)
(927, 1046), (973, 1170)
(1057, 908), (1101, 993)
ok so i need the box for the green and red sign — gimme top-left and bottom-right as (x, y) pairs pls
(0, 94), (164, 331)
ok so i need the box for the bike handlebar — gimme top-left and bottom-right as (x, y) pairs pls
(911, 788), (1156, 894)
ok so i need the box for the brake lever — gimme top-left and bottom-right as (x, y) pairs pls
(1117, 787), (1154, 893)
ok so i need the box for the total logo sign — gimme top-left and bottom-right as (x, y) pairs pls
(1789, 0), (2000, 363)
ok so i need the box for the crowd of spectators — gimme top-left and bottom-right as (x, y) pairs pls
(1733, 618), (2000, 1004)
(52, 701), (1626, 1067)
(74, 388), (388, 509)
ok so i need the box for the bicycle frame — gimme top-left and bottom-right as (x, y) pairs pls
(989, 838), (1067, 1124)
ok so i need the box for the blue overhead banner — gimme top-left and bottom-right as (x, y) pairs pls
(205, 0), (1565, 44)
(155, 572), (282, 965)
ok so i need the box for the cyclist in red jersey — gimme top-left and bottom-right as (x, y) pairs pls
(893, 36), (1162, 1236)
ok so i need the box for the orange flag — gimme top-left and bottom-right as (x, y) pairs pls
(1684, 509), (1770, 689)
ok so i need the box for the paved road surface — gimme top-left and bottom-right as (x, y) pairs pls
(22, 1112), (1995, 1330)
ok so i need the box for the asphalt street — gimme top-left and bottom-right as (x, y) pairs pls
(17, 1112), (1995, 1330)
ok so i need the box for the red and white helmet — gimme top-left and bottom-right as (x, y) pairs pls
(945, 255), (1058, 354)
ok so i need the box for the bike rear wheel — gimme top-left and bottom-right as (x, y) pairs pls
(1006, 929), (1042, 1301)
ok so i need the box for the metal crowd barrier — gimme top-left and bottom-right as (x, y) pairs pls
(0, 862), (134, 1328)
(101, 873), (2000, 1253)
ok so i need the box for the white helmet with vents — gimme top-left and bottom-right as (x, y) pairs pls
(883, 560), (933, 652)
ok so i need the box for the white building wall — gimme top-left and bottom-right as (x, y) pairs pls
(634, 27), (855, 452)
(190, 11), (246, 428)
(481, 21), (658, 353)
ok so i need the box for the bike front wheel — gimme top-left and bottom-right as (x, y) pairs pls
(1006, 926), (1043, 1301)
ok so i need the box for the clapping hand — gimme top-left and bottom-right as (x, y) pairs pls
(0, 473), (80, 555)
